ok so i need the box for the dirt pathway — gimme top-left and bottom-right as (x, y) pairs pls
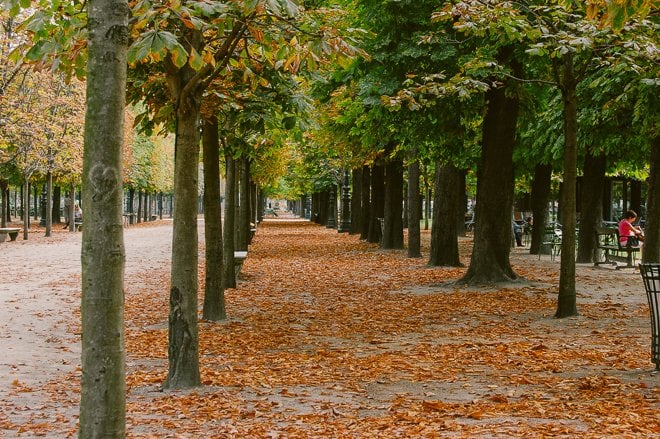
(0, 221), (174, 436)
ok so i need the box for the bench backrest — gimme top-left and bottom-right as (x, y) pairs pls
(594, 226), (619, 246)
(594, 226), (635, 250)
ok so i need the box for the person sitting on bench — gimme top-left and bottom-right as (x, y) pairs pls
(619, 210), (644, 247)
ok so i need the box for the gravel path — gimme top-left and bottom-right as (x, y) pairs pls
(0, 220), (176, 431)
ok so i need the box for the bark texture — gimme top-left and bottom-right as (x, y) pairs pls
(0, 180), (7, 228)
(643, 135), (660, 263)
(223, 153), (237, 289)
(237, 156), (250, 251)
(79, 0), (128, 435)
(428, 163), (461, 267)
(407, 150), (421, 258)
(555, 53), (579, 318)
(576, 151), (605, 263)
(202, 117), (226, 321)
(460, 51), (520, 283)
(382, 157), (404, 249)
(165, 82), (202, 389)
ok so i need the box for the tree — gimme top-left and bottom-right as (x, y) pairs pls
(201, 116), (225, 321)
(78, 0), (129, 435)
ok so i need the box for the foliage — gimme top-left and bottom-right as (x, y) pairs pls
(125, 132), (174, 193)
(0, 67), (85, 184)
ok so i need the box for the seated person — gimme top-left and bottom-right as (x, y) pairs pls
(618, 210), (644, 247)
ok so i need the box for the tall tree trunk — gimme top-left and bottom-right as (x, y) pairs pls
(576, 151), (605, 263)
(137, 190), (143, 223)
(202, 117), (225, 321)
(165, 85), (202, 389)
(79, 0), (128, 434)
(237, 157), (250, 251)
(33, 185), (38, 222)
(350, 168), (362, 235)
(460, 51), (520, 283)
(0, 180), (7, 228)
(128, 187), (135, 224)
(407, 149), (421, 258)
(429, 163), (462, 266)
(360, 166), (371, 240)
(52, 186), (61, 224)
(318, 189), (329, 225)
(382, 157), (404, 249)
(23, 178), (29, 240)
(529, 164), (552, 254)
(367, 163), (385, 244)
(223, 152), (237, 289)
(45, 171), (52, 237)
(555, 53), (579, 318)
(643, 135), (660, 263)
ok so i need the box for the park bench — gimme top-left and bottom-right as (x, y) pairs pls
(539, 227), (562, 261)
(0, 227), (21, 242)
(594, 226), (639, 269)
(234, 251), (248, 279)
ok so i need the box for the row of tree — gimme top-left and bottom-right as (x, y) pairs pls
(287, 0), (657, 320)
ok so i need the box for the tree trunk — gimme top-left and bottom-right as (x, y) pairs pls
(78, 0), (128, 434)
(576, 151), (605, 263)
(128, 187), (135, 224)
(382, 157), (404, 249)
(367, 163), (385, 244)
(23, 178), (29, 240)
(360, 166), (371, 240)
(529, 164), (552, 254)
(643, 135), (660, 263)
(202, 117), (225, 321)
(0, 180), (7, 228)
(237, 157), (250, 251)
(318, 189), (329, 225)
(460, 53), (520, 283)
(52, 186), (61, 224)
(165, 87), (202, 389)
(407, 149), (421, 258)
(137, 190), (143, 223)
(223, 152), (237, 289)
(350, 168), (362, 235)
(555, 53), (579, 318)
(33, 185), (38, 221)
(45, 172), (52, 237)
(429, 163), (462, 266)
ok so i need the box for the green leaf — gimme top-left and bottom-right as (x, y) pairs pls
(189, 48), (204, 71)
(282, 116), (296, 130)
(127, 30), (188, 67)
